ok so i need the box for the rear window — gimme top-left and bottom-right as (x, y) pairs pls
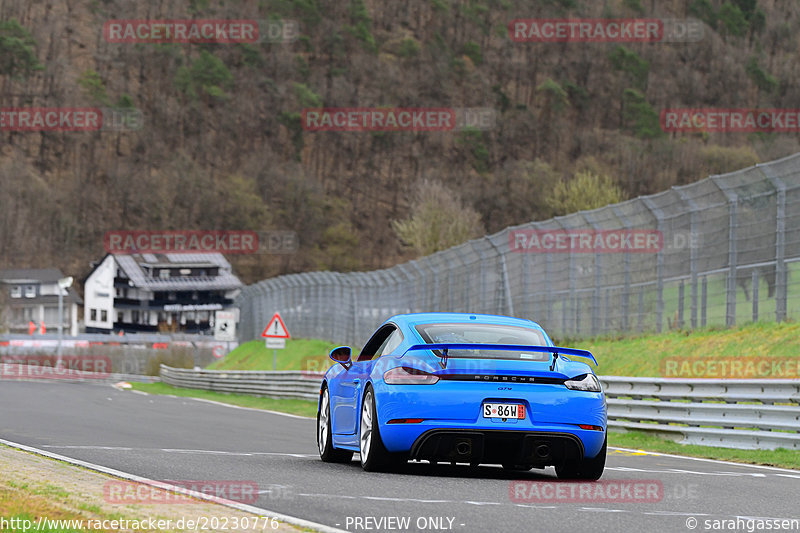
(414, 323), (549, 361)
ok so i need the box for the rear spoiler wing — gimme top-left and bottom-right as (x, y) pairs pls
(402, 343), (597, 369)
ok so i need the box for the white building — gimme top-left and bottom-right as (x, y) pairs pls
(0, 268), (80, 336)
(84, 253), (243, 334)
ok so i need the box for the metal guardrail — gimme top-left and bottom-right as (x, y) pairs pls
(159, 366), (800, 450)
(160, 365), (323, 401)
(601, 377), (800, 450)
(0, 363), (160, 384)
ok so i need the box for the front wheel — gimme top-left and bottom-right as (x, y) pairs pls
(555, 436), (606, 480)
(318, 387), (353, 463)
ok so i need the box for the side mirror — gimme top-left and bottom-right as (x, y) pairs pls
(329, 346), (352, 369)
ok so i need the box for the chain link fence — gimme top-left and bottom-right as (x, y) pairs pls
(238, 153), (800, 346)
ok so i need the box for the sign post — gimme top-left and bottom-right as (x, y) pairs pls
(261, 313), (290, 370)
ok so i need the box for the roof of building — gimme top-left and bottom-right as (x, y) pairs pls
(0, 268), (82, 305)
(113, 253), (243, 291)
(6, 293), (82, 305)
(0, 268), (66, 284)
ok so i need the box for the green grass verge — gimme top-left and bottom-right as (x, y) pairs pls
(577, 320), (800, 376)
(208, 338), (338, 372)
(130, 382), (318, 418)
(608, 430), (800, 470)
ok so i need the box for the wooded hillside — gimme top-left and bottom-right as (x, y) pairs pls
(1, 0), (798, 284)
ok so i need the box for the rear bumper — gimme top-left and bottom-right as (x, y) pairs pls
(373, 380), (606, 462)
(410, 429), (585, 466)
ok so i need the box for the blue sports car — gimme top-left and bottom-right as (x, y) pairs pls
(316, 312), (606, 479)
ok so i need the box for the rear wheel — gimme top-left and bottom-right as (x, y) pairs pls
(555, 436), (606, 480)
(359, 388), (400, 471)
(317, 387), (353, 463)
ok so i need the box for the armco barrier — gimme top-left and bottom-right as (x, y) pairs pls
(160, 365), (323, 401)
(601, 377), (800, 450)
(0, 363), (159, 383)
(159, 366), (800, 450)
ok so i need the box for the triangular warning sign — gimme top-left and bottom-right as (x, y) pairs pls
(261, 313), (290, 339)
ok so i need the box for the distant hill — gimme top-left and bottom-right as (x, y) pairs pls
(1, 0), (798, 285)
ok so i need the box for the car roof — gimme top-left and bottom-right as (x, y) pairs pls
(387, 312), (545, 331)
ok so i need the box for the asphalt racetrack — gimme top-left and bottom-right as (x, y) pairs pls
(1, 381), (798, 533)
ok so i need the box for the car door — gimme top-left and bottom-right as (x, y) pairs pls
(332, 324), (397, 436)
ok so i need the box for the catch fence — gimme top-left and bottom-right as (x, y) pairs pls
(238, 153), (800, 346)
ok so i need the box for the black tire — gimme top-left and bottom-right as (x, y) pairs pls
(359, 387), (401, 472)
(317, 386), (353, 463)
(555, 436), (606, 480)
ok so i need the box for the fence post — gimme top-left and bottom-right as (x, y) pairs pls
(583, 213), (602, 336)
(674, 188), (700, 329)
(545, 252), (553, 327)
(637, 286), (644, 332)
(678, 280), (684, 329)
(484, 236), (514, 316)
(701, 275), (708, 327)
(752, 269), (759, 323)
(760, 165), (788, 323)
(612, 206), (633, 333)
(711, 176), (739, 328)
(726, 197), (738, 328)
(641, 198), (665, 332)
(522, 247), (531, 318)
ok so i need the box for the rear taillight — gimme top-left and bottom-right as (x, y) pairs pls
(384, 366), (439, 385)
(578, 424), (604, 431)
(387, 418), (425, 424)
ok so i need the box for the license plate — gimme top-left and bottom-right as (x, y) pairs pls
(483, 403), (525, 419)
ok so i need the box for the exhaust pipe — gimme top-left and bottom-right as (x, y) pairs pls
(535, 444), (551, 459)
(455, 441), (472, 456)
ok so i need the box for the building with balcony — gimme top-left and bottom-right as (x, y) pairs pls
(0, 268), (81, 336)
(84, 253), (243, 334)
